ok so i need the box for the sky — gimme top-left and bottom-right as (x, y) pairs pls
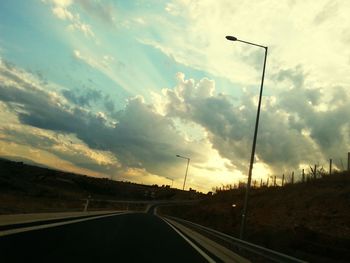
(0, 0), (350, 192)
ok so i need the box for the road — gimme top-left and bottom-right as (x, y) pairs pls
(0, 212), (213, 262)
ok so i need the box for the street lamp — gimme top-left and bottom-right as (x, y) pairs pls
(226, 35), (268, 240)
(176, 154), (190, 190)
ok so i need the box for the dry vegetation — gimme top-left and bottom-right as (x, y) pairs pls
(160, 171), (350, 262)
(0, 158), (200, 214)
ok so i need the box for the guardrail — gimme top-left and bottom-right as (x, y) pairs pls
(164, 215), (307, 263)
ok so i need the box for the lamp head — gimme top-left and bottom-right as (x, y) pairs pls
(226, 36), (237, 41)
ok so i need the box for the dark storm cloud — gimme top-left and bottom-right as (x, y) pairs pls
(103, 95), (115, 112)
(274, 67), (350, 160)
(97, 96), (201, 174)
(2, 59), (348, 179)
(0, 62), (200, 179)
(273, 66), (306, 88)
(62, 87), (116, 113)
(62, 87), (102, 107)
(164, 74), (255, 171)
(163, 71), (349, 174)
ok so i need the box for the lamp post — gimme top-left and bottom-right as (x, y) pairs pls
(176, 154), (190, 190)
(226, 35), (268, 240)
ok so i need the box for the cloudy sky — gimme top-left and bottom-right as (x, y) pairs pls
(0, 0), (349, 192)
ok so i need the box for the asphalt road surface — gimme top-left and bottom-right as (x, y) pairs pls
(0, 212), (211, 262)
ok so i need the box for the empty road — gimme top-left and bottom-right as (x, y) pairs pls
(0, 212), (216, 262)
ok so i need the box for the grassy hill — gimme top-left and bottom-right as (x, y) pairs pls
(0, 158), (201, 214)
(160, 171), (350, 262)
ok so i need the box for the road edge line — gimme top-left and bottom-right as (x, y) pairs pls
(0, 212), (130, 237)
(160, 217), (216, 263)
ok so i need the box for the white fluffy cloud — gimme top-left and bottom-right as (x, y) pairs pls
(139, 0), (350, 91)
(52, 6), (74, 20)
(44, 0), (95, 38)
(52, 0), (72, 7)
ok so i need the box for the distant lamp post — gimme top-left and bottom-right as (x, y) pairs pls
(176, 154), (190, 190)
(226, 35), (268, 240)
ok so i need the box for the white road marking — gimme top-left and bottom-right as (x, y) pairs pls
(161, 217), (216, 263)
(0, 212), (130, 237)
(0, 210), (124, 226)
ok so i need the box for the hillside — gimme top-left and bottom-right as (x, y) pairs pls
(0, 158), (200, 214)
(160, 171), (350, 262)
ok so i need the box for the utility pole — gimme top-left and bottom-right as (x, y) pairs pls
(176, 154), (190, 190)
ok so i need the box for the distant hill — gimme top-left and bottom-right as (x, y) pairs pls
(0, 158), (201, 214)
(0, 156), (51, 169)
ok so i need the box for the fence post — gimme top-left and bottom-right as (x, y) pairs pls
(314, 164), (317, 180)
(329, 159), (332, 175)
(302, 169), (305, 182)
